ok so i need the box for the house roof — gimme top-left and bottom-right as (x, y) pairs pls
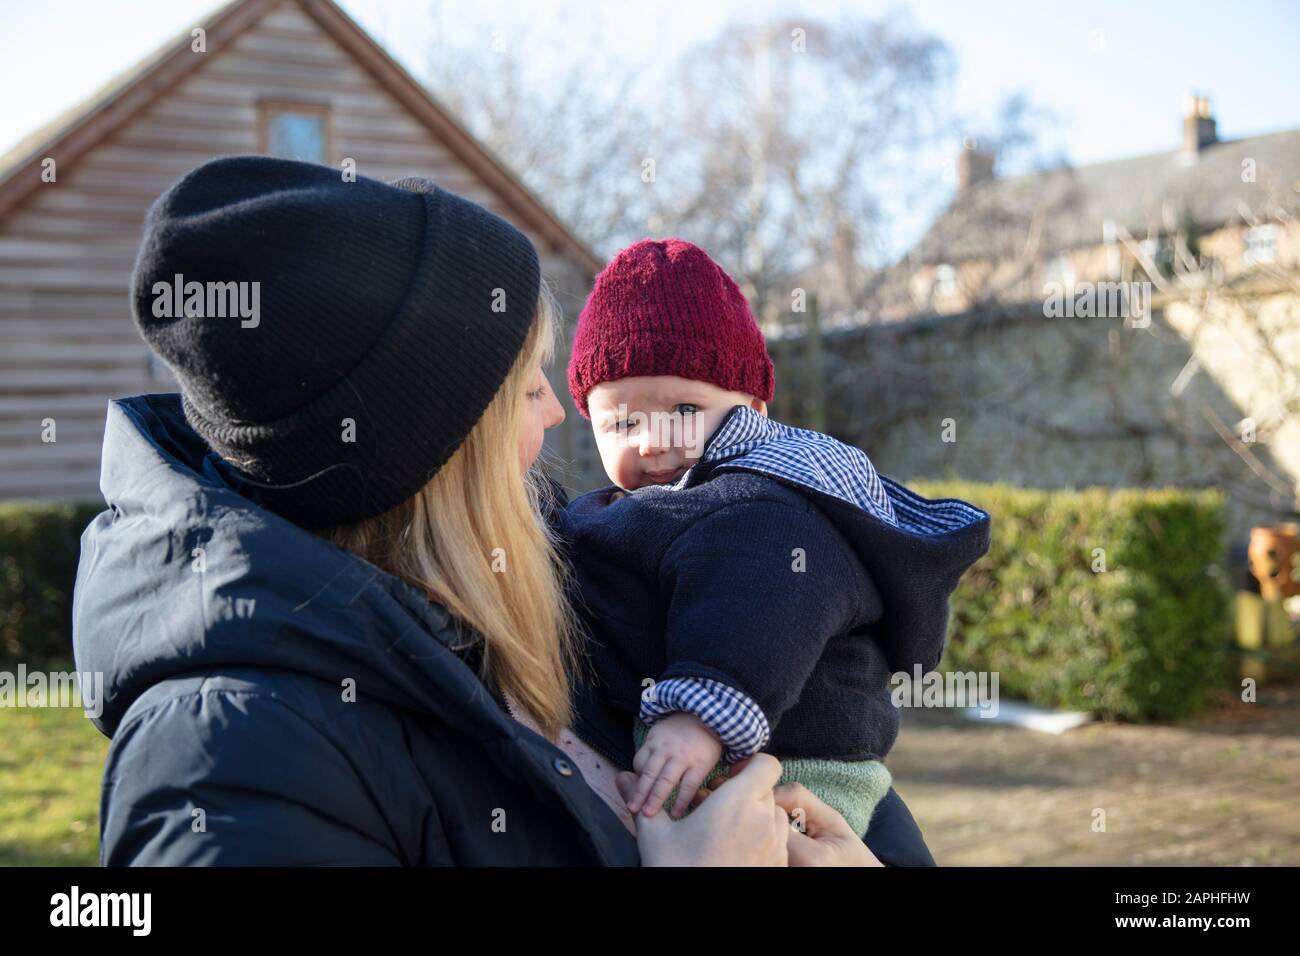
(0, 0), (602, 275)
(912, 127), (1300, 266)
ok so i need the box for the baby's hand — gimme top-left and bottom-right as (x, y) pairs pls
(627, 712), (724, 819)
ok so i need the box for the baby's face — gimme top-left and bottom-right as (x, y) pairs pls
(587, 375), (767, 491)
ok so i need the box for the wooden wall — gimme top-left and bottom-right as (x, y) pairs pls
(0, 0), (597, 504)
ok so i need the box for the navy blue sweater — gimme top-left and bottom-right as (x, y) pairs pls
(558, 405), (991, 762)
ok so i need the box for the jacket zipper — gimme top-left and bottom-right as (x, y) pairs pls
(497, 681), (521, 722)
(498, 683), (631, 864)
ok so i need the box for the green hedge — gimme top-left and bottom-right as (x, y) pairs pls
(0, 502), (105, 667)
(912, 482), (1233, 721)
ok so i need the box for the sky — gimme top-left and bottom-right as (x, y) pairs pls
(2, 0), (1298, 250)
(5, 0), (1298, 162)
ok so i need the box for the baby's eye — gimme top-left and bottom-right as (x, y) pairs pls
(674, 403), (698, 416)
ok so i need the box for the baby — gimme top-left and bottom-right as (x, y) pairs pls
(559, 238), (990, 834)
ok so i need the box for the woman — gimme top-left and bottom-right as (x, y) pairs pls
(72, 156), (933, 866)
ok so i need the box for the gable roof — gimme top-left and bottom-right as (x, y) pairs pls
(0, 0), (601, 275)
(912, 127), (1300, 266)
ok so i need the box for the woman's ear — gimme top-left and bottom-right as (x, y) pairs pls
(749, 398), (768, 417)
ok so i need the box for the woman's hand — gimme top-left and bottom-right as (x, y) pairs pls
(615, 753), (789, 866)
(773, 782), (883, 867)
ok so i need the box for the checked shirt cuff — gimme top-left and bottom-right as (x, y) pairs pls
(640, 677), (771, 762)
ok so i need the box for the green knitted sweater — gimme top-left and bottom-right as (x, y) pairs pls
(632, 718), (892, 837)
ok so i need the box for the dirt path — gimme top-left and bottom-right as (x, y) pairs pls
(887, 686), (1300, 865)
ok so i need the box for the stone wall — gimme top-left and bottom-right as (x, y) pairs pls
(784, 298), (1299, 554)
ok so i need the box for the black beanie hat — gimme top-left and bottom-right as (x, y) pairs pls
(130, 155), (541, 529)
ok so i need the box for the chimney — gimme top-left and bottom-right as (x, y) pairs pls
(1182, 95), (1217, 157)
(957, 139), (995, 192)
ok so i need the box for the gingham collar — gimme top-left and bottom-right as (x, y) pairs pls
(672, 405), (987, 537)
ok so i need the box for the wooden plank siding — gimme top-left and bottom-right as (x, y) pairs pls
(0, 0), (597, 505)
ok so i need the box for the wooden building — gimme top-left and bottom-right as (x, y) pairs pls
(0, 0), (602, 504)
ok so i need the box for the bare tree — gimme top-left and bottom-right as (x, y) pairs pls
(418, 6), (954, 317)
(420, 3), (665, 254)
(650, 15), (953, 326)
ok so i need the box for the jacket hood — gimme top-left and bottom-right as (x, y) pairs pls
(72, 393), (517, 742)
(679, 404), (992, 672)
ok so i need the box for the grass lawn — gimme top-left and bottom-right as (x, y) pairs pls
(0, 705), (107, 866)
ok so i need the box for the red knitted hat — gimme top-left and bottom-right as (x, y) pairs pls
(567, 238), (775, 419)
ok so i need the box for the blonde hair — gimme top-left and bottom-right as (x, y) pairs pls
(321, 281), (581, 738)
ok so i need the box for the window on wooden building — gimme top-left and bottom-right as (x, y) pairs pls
(258, 101), (331, 164)
(932, 263), (958, 299)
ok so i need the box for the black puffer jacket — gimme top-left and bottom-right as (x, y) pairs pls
(71, 393), (935, 865)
